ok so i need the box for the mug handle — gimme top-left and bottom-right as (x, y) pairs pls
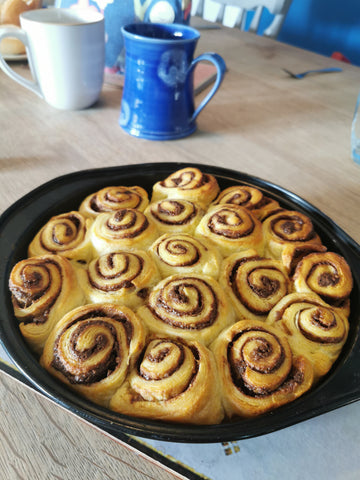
(189, 52), (226, 122)
(0, 27), (42, 97)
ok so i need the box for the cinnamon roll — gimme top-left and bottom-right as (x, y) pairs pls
(40, 303), (147, 406)
(89, 209), (159, 256)
(212, 185), (282, 221)
(281, 243), (328, 276)
(195, 204), (264, 257)
(137, 274), (235, 346)
(266, 292), (349, 379)
(110, 336), (224, 425)
(293, 252), (353, 317)
(28, 211), (93, 264)
(144, 199), (204, 234)
(262, 210), (322, 261)
(9, 255), (85, 354)
(77, 250), (161, 309)
(79, 186), (149, 219)
(149, 233), (222, 279)
(151, 167), (220, 208)
(210, 320), (314, 417)
(219, 250), (290, 322)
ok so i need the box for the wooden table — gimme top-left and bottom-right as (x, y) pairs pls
(1, 18), (360, 480)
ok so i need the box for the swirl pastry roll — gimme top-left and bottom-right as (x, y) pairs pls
(293, 252), (353, 317)
(266, 293), (349, 379)
(89, 209), (159, 256)
(149, 233), (222, 279)
(110, 336), (224, 425)
(144, 199), (204, 234)
(281, 244), (328, 276)
(137, 274), (235, 346)
(195, 204), (264, 257)
(151, 167), (220, 208)
(219, 250), (290, 322)
(213, 185), (282, 221)
(28, 211), (92, 264)
(79, 186), (149, 219)
(77, 250), (161, 309)
(262, 210), (322, 261)
(41, 303), (147, 406)
(210, 320), (314, 418)
(9, 255), (85, 354)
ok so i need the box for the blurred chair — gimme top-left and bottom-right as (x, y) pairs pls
(191, 0), (293, 38)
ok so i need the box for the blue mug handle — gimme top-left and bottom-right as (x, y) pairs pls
(189, 52), (227, 123)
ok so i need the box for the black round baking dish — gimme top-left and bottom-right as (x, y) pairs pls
(0, 162), (359, 443)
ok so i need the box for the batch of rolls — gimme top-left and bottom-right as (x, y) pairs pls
(0, 0), (41, 55)
(8, 167), (354, 425)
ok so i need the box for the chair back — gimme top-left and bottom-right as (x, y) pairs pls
(191, 0), (292, 38)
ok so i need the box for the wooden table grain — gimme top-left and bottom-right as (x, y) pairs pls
(0, 17), (359, 480)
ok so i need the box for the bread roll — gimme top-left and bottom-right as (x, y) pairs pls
(77, 250), (161, 309)
(89, 209), (159, 256)
(110, 336), (224, 425)
(151, 167), (220, 208)
(210, 319), (314, 417)
(195, 204), (264, 257)
(28, 211), (93, 264)
(212, 185), (282, 221)
(79, 185), (149, 219)
(9, 255), (85, 354)
(149, 233), (222, 279)
(262, 210), (322, 261)
(293, 251), (353, 317)
(0, 0), (42, 55)
(137, 274), (235, 346)
(219, 249), (290, 322)
(41, 303), (147, 406)
(144, 198), (204, 234)
(266, 292), (349, 380)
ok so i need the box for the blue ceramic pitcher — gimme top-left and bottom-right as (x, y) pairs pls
(119, 23), (226, 140)
(55, 0), (191, 73)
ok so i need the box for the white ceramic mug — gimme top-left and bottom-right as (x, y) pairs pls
(0, 8), (105, 110)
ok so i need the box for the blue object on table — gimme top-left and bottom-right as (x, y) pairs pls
(55, 0), (192, 73)
(119, 23), (226, 140)
(282, 67), (342, 79)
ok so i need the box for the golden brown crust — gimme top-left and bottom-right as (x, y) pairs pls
(40, 303), (147, 406)
(110, 336), (224, 424)
(28, 211), (93, 264)
(89, 209), (159, 255)
(144, 198), (204, 234)
(293, 252), (353, 317)
(137, 274), (235, 346)
(0, 0), (42, 54)
(210, 319), (314, 417)
(266, 292), (349, 380)
(262, 210), (323, 261)
(281, 243), (328, 276)
(1, 0), (41, 26)
(195, 204), (264, 257)
(219, 249), (291, 322)
(77, 250), (161, 309)
(149, 233), (222, 279)
(9, 255), (85, 354)
(151, 167), (220, 208)
(79, 186), (149, 219)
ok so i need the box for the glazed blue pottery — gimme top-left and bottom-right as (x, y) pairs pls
(55, 1), (192, 73)
(119, 23), (226, 140)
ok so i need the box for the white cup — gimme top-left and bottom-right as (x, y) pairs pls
(0, 8), (105, 110)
